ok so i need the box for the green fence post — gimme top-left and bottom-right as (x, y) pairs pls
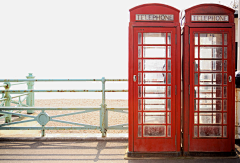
(4, 82), (12, 123)
(100, 77), (107, 137)
(26, 73), (35, 114)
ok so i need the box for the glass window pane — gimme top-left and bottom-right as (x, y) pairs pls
(138, 33), (142, 44)
(168, 46), (171, 58)
(143, 46), (166, 58)
(143, 86), (166, 98)
(200, 60), (222, 72)
(167, 112), (171, 124)
(194, 100), (198, 111)
(224, 47), (227, 59)
(143, 33), (166, 44)
(167, 99), (171, 111)
(138, 125), (142, 137)
(200, 47), (222, 59)
(194, 126), (198, 137)
(167, 86), (171, 97)
(167, 125), (171, 137)
(143, 125), (166, 137)
(143, 73), (166, 84)
(167, 73), (171, 84)
(143, 99), (166, 111)
(138, 99), (142, 111)
(223, 126), (227, 137)
(138, 46), (142, 58)
(224, 73), (227, 85)
(138, 59), (142, 71)
(195, 33), (198, 45)
(224, 34), (227, 45)
(199, 126), (222, 137)
(223, 113), (227, 124)
(138, 73), (142, 84)
(138, 86), (142, 97)
(194, 113), (198, 124)
(223, 87), (227, 98)
(195, 73), (198, 85)
(167, 60), (171, 71)
(224, 60), (227, 72)
(223, 100), (227, 111)
(143, 112), (166, 124)
(167, 33), (171, 44)
(143, 59), (166, 71)
(138, 112), (142, 124)
(199, 86), (222, 98)
(200, 34), (222, 45)
(199, 73), (222, 85)
(199, 113), (222, 124)
(195, 47), (198, 58)
(199, 100), (222, 111)
(194, 86), (198, 98)
(195, 60), (198, 72)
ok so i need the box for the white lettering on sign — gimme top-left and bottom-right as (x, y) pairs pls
(136, 14), (174, 21)
(191, 15), (229, 22)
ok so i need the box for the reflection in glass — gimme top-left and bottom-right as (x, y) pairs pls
(138, 46), (142, 58)
(143, 73), (166, 84)
(199, 86), (222, 98)
(224, 73), (227, 85)
(199, 73), (222, 85)
(138, 73), (142, 84)
(224, 47), (227, 59)
(167, 33), (171, 44)
(224, 60), (227, 72)
(138, 112), (142, 124)
(195, 73), (198, 85)
(200, 60), (222, 72)
(199, 126), (222, 137)
(167, 125), (171, 137)
(223, 100), (227, 111)
(143, 99), (166, 111)
(223, 87), (227, 98)
(143, 86), (166, 97)
(167, 73), (171, 84)
(143, 112), (166, 124)
(143, 125), (166, 137)
(199, 100), (222, 111)
(168, 60), (171, 71)
(194, 100), (198, 111)
(195, 60), (198, 72)
(194, 126), (198, 137)
(167, 112), (171, 124)
(143, 46), (166, 58)
(200, 34), (222, 45)
(199, 113), (222, 124)
(138, 86), (142, 97)
(138, 33), (142, 44)
(223, 126), (227, 137)
(194, 113), (198, 124)
(167, 86), (171, 97)
(144, 59), (166, 71)
(194, 87), (198, 98)
(200, 47), (222, 58)
(143, 33), (166, 44)
(223, 113), (227, 124)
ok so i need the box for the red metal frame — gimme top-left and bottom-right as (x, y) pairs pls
(129, 3), (181, 153)
(183, 4), (235, 155)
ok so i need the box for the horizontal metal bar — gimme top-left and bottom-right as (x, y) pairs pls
(11, 93), (29, 99)
(50, 110), (98, 118)
(0, 79), (103, 82)
(107, 107), (128, 110)
(107, 110), (128, 114)
(0, 127), (101, 130)
(0, 90), (103, 93)
(11, 101), (28, 107)
(0, 98), (7, 102)
(105, 90), (128, 92)
(0, 119), (35, 127)
(108, 123), (128, 129)
(10, 82), (27, 86)
(0, 107), (101, 110)
(51, 119), (99, 128)
(105, 79), (128, 81)
(0, 111), (36, 118)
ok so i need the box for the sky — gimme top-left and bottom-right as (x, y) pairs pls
(0, 0), (236, 99)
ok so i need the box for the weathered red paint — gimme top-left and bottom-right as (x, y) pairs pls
(128, 3), (181, 153)
(183, 4), (235, 155)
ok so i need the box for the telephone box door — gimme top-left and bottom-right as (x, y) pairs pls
(189, 28), (234, 152)
(133, 27), (177, 152)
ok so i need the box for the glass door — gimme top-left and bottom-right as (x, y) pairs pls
(133, 27), (177, 152)
(189, 28), (234, 152)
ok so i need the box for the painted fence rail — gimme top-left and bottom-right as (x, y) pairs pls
(0, 73), (128, 137)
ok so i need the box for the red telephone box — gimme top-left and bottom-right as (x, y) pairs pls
(183, 4), (236, 156)
(128, 3), (181, 157)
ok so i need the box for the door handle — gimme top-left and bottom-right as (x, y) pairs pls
(229, 75), (232, 82)
(133, 75), (137, 82)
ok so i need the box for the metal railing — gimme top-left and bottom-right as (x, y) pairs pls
(0, 73), (128, 137)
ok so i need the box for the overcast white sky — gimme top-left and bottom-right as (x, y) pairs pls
(0, 0), (235, 99)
